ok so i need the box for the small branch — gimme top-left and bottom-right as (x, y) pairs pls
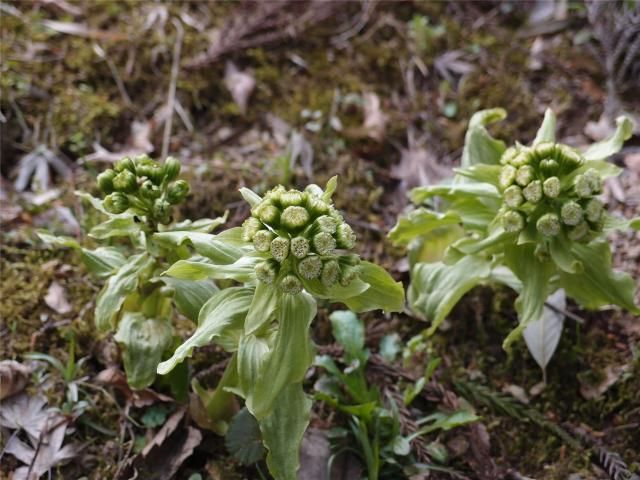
(161, 18), (184, 160)
(543, 301), (585, 325)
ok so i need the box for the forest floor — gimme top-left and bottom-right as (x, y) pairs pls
(1, 1), (639, 479)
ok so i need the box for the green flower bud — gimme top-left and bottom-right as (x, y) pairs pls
(153, 198), (171, 224)
(133, 154), (154, 166)
(558, 145), (583, 170)
(536, 213), (561, 237)
(115, 156), (136, 173)
(321, 259), (340, 287)
(336, 223), (356, 249)
(148, 165), (165, 185)
(312, 232), (336, 255)
(515, 165), (535, 186)
(298, 255), (322, 280)
(542, 176), (560, 198)
(167, 180), (190, 205)
(560, 201), (583, 226)
(539, 159), (559, 175)
(270, 236), (290, 262)
(583, 168), (602, 194)
(339, 265), (361, 287)
(499, 165), (517, 189)
(255, 260), (278, 285)
(502, 210), (524, 233)
(306, 196), (330, 216)
(584, 198), (603, 223)
(140, 180), (161, 200)
(103, 192), (129, 214)
(290, 236), (310, 258)
(574, 174), (592, 198)
(266, 185), (286, 204)
(314, 215), (338, 234)
(305, 184), (324, 197)
(280, 274), (302, 295)
(511, 150), (533, 167)
(568, 221), (589, 242)
(281, 206), (310, 230)
(338, 253), (361, 267)
(112, 170), (137, 193)
(280, 191), (304, 207)
(500, 147), (519, 165)
(242, 217), (263, 242)
(504, 185), (524, 208)
(163, 156), (181, 181)
(256, 203), (280, 225)
(97, 169), (116, 194)
(534, 142), (556, 160)
(523, 180), (542, 203)
(253, 230), (275, 253)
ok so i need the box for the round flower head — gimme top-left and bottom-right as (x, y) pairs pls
(535, 142), (556, 160)
(574, 174), (592, 198)
(270, 236), (290, 262)
(153, 199), (171, 224)
(560, 201), (583, 226)
(305, 196), (330, 216)
(253, 230), (275, 253)
(163, 156), (181, 181)
(104, 192), (130, 214)
(557, 145), (583, 171)
(97, 169), (116, 194)
(583, 168), (603, 194)
(515, 165), (535, 186)
(167, 180), (190, 205)
(298, 255), (322, 280)
(499, 165), (517, 189)
(321, 259), (340, 287)
(339, 265), (361, 287)
(500, 147), (518, 165)
(523, 180), (542, 203)
(542, 176), (560, 198)
(281, 206), (310, 230)
(290, 236), (310, 259)
(280, 274), (302, 295)
(255, 260), (278, 285)
(280, 191), (304, 207)
(336, 223), (356, 249)
(115, 156), (136, 173)
(502, 210), (524, 233)
(313, 232), (336, 255)
(568, 221), (589, 242)
(584, 198), (603, 223)
(504, 185), (524, 208)
(314, 215), (338, 234)
(539, 158), (559, 175)
(305, 184), (324, 197)
(511, 150), (532, 167)
(536, 213), (561, 237)
(113, 170), (137, 193)
(256, 203), (280, 225)
(242, 217), (263, 242)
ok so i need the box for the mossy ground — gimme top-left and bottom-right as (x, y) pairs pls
(1, 1), (638, 479)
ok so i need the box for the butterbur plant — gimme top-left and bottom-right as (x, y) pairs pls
(156, 177), (404, 480)
(390, 109), (639, 363)
(38, 155), (226, 390)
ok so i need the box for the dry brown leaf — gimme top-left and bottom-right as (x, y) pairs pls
(44, 281), (72, 315)
(580, 364), (629, 400)
(0, 360), (32, 400)
(362, 92), (387, 142)
(41, 20), (128, 41)
(116, 408), (202, 480)
(224, 61), (255, 115)
(0, 394), (50, 443)
(94, 367), (172, 409)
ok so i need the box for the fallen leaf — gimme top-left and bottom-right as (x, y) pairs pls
(0, 361), (32, 400)
(13, 145), (72, 192)
(42, 20), (128, 41)
(0, 394), (50, 443)
(502, 384), (530, 405)
(297, 428), (330, 480)
(116, 408), (202, 480)
(94, 367), (172, 409)
(580, 364), (629, 400)
(81, 121), (154, 164)
(44, 281), (72, 315)
(391, 129), (451, 190)
(362, 92), (387, 141)
(224, 61), (255, 115)
(6, 413), (78, 480)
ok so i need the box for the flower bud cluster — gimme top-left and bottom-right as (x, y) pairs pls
(98, 155), (189, 225)
(497, 142), (605, 242)
(243, 185), (361, 294)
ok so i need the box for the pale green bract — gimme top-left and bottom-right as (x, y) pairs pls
(390, 109), (639, 358)
(159, 176), (404, 480)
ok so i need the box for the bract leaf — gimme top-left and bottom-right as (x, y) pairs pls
(523, 289), (566, 373)
(461, 108), (507, 167)
(533, 108), (556, 145)
(583, 116), (633, 161)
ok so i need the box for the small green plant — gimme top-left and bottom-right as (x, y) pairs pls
(316, 310), (478, 479)
(390, 109), (639, 358)
(156, 177), (405, 480)
(38, 155), (226, 391)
